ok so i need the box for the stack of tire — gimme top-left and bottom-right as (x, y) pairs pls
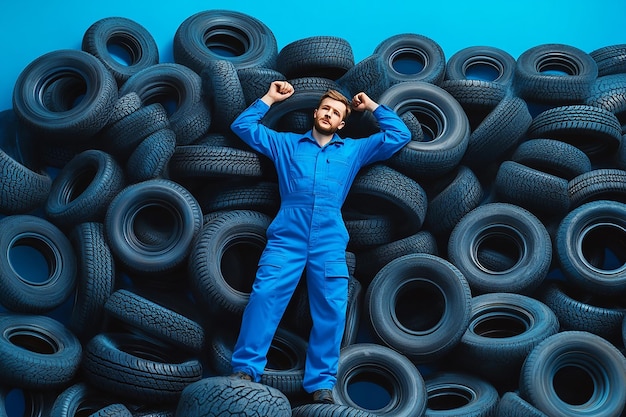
(1, 8), (626, 417)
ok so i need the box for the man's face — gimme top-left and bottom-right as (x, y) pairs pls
(313, 98), (346, 135)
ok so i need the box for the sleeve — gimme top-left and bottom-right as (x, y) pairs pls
(230, 99), (279, 160)
(357, 104), (411, 166)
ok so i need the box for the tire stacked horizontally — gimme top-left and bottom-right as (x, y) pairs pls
(1, 9), (626, 417)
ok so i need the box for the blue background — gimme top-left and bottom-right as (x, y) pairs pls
(1, 0), (625, 112)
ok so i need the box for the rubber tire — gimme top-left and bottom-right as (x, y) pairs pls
(519, 331), (626, 417)
(45, 149), (125, 230)
(423, 372), (499, 417)
(555, 199), (626, 295)
(448, 202), (552, 295)
(453, 292), (559, 389)
(68, 222), (116, 341)
(82, 332), (203, 404)
(292, 403), (378, 417)
(537, 281), (626, 345)
(276, 36), (355, 80)
(125, 128), (176, 184)
(567, 168), (626, 208)
(445, 45), (516, 86)
(188, 209), (271, 316)
(494, 160), (570, 216)
(0, 314), (82, 390)
(0, 214), (77, 313)
(0, 146), (51, 215)
(173, 10), (278, 73)
(334, 343), (427, 417)
(590, 44), (626, 76)
(12, 49), (118, 141)
(497, 392), (548, 417)
(81, 16), (159, 86)
(373, 33), (446, 85)
(378, 81), (470, 179)
(104, 179), (203, 275)
(365, 254), (472, 363)
(50, 383), (117, 417)
(513, 43), (598, 104)
(175, 376), (291, 417)
(511, 138), (592, 180)
(118, 63), (212, 145)
(104, 289), (205, 353)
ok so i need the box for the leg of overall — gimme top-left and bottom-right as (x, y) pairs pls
(302, 213), (349, 392)
(231, 209), (308, 382)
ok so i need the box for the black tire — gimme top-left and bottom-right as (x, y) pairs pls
(511, 138), (592, 180)
(347, 164), (428, 234)
(173, 10), (278, 73)
(0, 314), (82, 389)
(440, 79), (508, 126)
(0, 146), (51, 215)
(448, 202), (552, 295)
(201, 59), (247, 133)
(292, 403), (378, 417)
(462, 95), (532, 170)
(82, 333), (203, 404)
(424, 372), (499, 417)
(365, 254), (472, 363)
(537, 281), (626, 345)
(88, 404), (133, 417)
(445, 45), (516, 86)
(276, 36), (355, 80)
(168, 144), (266, 179)
(453, 292), (559, 389)
(68, 222), (116, 341)
(100, 102), (171, 161)
(568, 168), (626, 208)
(527, 105), (622, 161)
(208, 326), (307, 397)
(50, 383), (118, 417)
(104, 289), (205, 353)
(555, 200), (626, 295)
(378, 81), (470, 179)
(586, 74), (626, 117)
(0, 388), (54, 417)
(590, 44), (626, 76)
(188, 210), (270, 316)
(197, 180), (280, 216)
(45, 149), (125, 230)
(513, 43), (598, 104)
(125, 128), (176, 183)
(119, 63), (212, 145)
(237, 67), (287, 105)
(354, 230), (438, 286)
(82, 16), (159, 86)
(104, 179), (203, 275)
(519, 331), (626, 417)
(334, 343), (427, 417)
(337, 54), (390, 102)
(175, 376), (291, 417)
(106, 92), (143, 126)
(0, 214), (77, 313)
(373, 33), (446, 85)
(424, 165), (484, 240)
(494, 160), (570, 216)
(497, 392), (548, 417)
(12, 49), (118, 141)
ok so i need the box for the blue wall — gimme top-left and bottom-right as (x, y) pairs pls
(1, 0), (625, 111)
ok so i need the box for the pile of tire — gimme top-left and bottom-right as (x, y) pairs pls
(1, 8), (626, 417)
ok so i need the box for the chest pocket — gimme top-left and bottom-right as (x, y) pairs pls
(325, 157), (351, 190)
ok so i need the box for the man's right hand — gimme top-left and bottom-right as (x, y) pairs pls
(261, 81), (294, 106)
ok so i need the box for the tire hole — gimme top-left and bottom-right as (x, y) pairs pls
(9, 239), (53, 285)
(553, 364), (594, 405)
(346, 371), (393, 411)
(395, 279), (445, 333)
(427, 386), (472, 410)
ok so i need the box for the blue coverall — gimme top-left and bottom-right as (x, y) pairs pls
(230, 98), (410, 392)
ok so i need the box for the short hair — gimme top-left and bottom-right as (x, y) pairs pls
(318, 89), (351, 120)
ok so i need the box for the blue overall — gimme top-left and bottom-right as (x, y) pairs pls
(229, 99), (410, 392)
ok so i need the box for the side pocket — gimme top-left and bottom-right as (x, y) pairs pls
(324, 260), (349, 302)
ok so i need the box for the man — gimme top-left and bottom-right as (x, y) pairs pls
(229, 80), (410, 404)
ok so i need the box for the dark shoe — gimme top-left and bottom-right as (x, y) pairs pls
(313, 389), (335, 404)
(230, 371), (252, 381)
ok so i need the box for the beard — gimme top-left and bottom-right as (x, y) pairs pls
(313, 118), (339, 135)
